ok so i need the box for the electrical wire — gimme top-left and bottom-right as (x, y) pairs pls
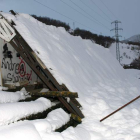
(100, 0), (118, 20)
(69, 0), (110, 30)
(59, 0), (101, 26)
(59, 0), (109, 29)
(90, 0), (113, 21)
(79, 0), (110, 22)
(33, 0), (99, 33)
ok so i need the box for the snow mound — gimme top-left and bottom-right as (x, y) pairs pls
(47, 108), (70, 131)
(0, 124), (42, 140)
(0, 108), (70, 140)
(0, 90), (27, 103)
(0, 98), (51, 126)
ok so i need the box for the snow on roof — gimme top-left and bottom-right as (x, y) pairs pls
(0, 12), (140, 139)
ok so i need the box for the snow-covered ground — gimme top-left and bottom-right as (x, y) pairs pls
(110, 42), (140, 65)
(125, 69), (140, 79)
(0, 12), (140, 140)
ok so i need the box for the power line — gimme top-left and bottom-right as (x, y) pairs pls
(100, 0), (118, 20)
(79, 0), (110, 22)
(33, 0), (99, 33)
(69, 0), (110, 30)
(59, 0), (105, 27)
(90, 0), (112, 21)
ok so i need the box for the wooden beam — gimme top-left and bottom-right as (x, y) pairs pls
(71, 114), (82, 123)
(30, 90), (78, 98)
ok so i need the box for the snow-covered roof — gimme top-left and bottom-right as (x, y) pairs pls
(0, 12), (140, 140)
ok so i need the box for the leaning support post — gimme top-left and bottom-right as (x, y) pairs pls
(100, 95), (140, 122)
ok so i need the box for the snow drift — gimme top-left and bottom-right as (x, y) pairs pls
(0, 88), (28, 103)
(0, 12), (140, 140)
(0, 97), (51, 126)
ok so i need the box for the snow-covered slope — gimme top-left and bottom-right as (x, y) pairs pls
(124, 34), (140, 43)
(125, 69), (140, 79)
(110, 42), (140, 65)
(1, 12), (140, 140)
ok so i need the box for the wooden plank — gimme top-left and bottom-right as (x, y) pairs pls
(0, 57), (3, 86)
(19, 103), (61, 121)
(71, 114), (82, 123)
(3, 83), (42, 92)
(58, 97), (77, 115)
(61, 84), (82, 108)
(30, 90), (78, 98)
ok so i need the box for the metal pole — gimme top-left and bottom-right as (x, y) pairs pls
(100, 95), (140, 122)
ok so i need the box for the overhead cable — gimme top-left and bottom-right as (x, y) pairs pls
(59, 0), (109, 29)
(90, 0), (113, 21)
(34, 0), (99, 33)
(69, 0), (110, 30)
(100, 0), (118, 20)
(79, 0), (110, 22)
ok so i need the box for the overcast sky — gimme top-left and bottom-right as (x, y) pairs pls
(0, 0), (140, 39)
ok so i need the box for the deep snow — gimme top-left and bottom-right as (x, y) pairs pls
(0, 108), (70, 140)
(125, 69), (140, 80)
(0, 12), (140, 140)
(0, 97), (51, 126)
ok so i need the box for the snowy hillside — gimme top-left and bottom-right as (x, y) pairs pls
(110, 42), (140, 65)
(125, 69), (140, 79)
(123, 34), (140, 43)
(1, 12), (140, 140)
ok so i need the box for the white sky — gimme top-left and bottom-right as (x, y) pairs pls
(0, 0), (140, 39)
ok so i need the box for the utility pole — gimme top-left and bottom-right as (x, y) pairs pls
(111, 20), (123, 62)
(73, 22), (75, 30)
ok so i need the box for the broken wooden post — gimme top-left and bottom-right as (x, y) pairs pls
(71, 113), (82, 123)
(100, 95), (140, 122)
(30, 90), (78, 98)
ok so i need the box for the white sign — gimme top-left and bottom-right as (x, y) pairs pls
(0, 17), (16, 42)
(0, 38), (41, 85)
